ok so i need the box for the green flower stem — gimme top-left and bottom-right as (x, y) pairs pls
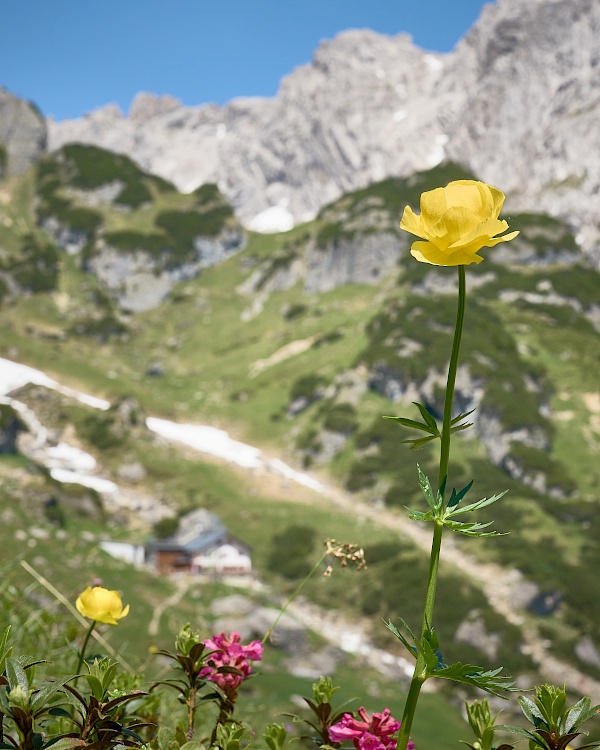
(75, 619), (96, 682)
(262, 552), (328, 646)
(398, 265), (467, 750)
(438, 265), (467, 492)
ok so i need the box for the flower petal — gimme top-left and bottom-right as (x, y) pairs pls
(431, 206), (484, 246)
(445, 181), (486, 216)
(399, 205), (427, 239)
(410, 241), (452, 265)
(448, 218), (509, 250)
(420, 187), (448, 228)
(411, 241), (483, 266)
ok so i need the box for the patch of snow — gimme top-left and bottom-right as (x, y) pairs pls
(375, 68), (386, 79)
(147, 417), (325, 493)
(216, 123), (227, 140)
(267, 458), (325, 493)
(0, 358), (109, 409)
(426, 133), (449, 167)
(393, 109), (407, 122)
(147, 418), (263, 469)
(45, 443), (97, 472)
(0, 358), (326, 497)
(50, 468), (118, 494)
(424, 54), (444, 72)
(247, 205), (295, 234)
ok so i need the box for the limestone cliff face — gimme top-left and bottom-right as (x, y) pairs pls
(0, 88), (47, 176)
(47, 0), (600, 259)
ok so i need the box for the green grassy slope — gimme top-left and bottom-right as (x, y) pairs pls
(1, 149), (600, 743)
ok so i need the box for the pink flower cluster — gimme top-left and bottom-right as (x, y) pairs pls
(200, 631), (263, 696)
(329, 707), (411, 750)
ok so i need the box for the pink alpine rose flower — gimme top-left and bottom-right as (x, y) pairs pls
(200, 631), (263, 696)
(329, 707), (410, 750)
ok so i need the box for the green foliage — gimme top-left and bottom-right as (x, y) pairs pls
(155, 206), (234, 244)
(193, 183), (221, 205)
(76, 412), (126, 451)
(4, 234), (61, 293)
(497, 685), (600, 750)
(153, 516), (180, 539)
(386, 619), (516, 697)
(0, 143), (7, 177)
(60, 143), (173, 201)
(322, 403), (358, 435)
(289, 374), (326, 403)
(114, 180), (152, 208)
(403, 465), (507, 537)
(256, 249), (298, 290)
(267, 524), (317, 579)
(284, 303), (307, 320)
(102, 229), (170, 255)
(506, 442), (577, 495)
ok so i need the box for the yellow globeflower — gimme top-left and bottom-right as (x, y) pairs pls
(400, 180), (519, 266)
(76, 586), (130, 625)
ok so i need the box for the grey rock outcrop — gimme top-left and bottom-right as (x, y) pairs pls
(0, 88), (47, 177)
(84, 227), (245, 312)
(47, 0), (600, 260)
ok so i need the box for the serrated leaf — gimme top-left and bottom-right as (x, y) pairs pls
(432, 664), (517, 698)
(450, 421), (473, 434)
(417, 465), (440, 513)
(451, 409), (475, 425)
(447, 480), (474, 509)
(385, 620), (417, 658)
(383, 416), (436, 434)
(445, 491), (508, 517)
(402, 435), (438, 451)
(442, 519), (505, 538)
(405, 507), (434, 522)
(413, 402), (439, 433)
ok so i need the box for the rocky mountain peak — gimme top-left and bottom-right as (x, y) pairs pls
(42, 0), (600, 260)
(0, 87), (46, 177)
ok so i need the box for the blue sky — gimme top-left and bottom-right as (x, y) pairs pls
(2, 0), (489, 121)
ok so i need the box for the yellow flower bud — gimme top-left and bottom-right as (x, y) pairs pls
(400, 180), (519, 266)
(8, 685), (30, 710)
(75, 586), (130, 625)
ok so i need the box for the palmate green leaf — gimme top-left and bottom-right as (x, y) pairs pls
(442, 519), (506, 538)
(383, 402), (441, 441)
(433, 664), (517, 698)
